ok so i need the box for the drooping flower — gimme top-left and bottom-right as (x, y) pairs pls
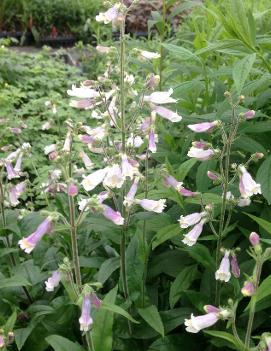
(164, 175), (197, 197)
(82, 168), (108, 191)
(249, 232), (260, 247)
(237, 197), (251, 207)
(96, 4), (123, 24)
(0, 334), (4, 348)
(124, 177), (139, 207)
(139, 50), (161, 60)
(215, 250), (231, 282)
(44, 144), (57, 156)
(204, 305), (220, 313)
(79, 294), (93, 332)
(14, 152), (23, 173)
(230, 254), (240, 278)
(67, 85), (99, 99)
(187, 146), (215, 161)
(45, 271), (61, 292)
(182, 221), (204, 246)
(179, 212), (203, 229)
(148, 129), (157, 153)
(9, 181), (26, 207)
(185, 312), (219, 333)
(144, 88), (177, 105)
(188, 121), (220, 133)
(121, 154), (135, 179)
(241, 281), (255, 296)
(78, 198), (91, 212)
(239, 165), (261, 198)
(5, 161), (19, 180)
(96, 45), (113, 54)
(153, 105), (182, 122)
(103, 164), (124, 189)
(135, 199), (166, 213)
(18, 216), (53, 254)
(127, 135), (144, 148)
(102, 205), (124, 225)
(63, 130), (72, 153)
(78, 134), (94, 144)
(79, 151), (93, 169)
(264, 334), (271, 351)
(207, 171), (219, 181)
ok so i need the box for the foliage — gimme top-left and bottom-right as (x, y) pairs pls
(1, 1), (271, 351)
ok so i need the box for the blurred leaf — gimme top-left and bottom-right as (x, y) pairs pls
(45, 335), (84, 351)
(152, 224), (181, 249)
(97, 257), (120, 284)
(233, 54), (256, 94)
(102, 302), (139, 323)
(0, 275), (30, 289)
(163, 43), (201, 63)
(244, 213), (271, 234)
(256, 155), (271, 204)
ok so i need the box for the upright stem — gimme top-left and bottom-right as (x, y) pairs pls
(245, 260), (263, 348)
(68, 195), (82, 290)
(159, 0), (167, 90)
(215, 106), (238, 305)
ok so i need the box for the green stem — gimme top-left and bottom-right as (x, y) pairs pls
(68, 195), (82, 290)
(245, 260), (263, 348)
(159, 0), (167, 91)
(120, 19), (126, 153)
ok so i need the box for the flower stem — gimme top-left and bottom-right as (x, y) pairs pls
(245, 259), (263, 348)
(68, 195), (82, 290)
(159, 0), (167, 90)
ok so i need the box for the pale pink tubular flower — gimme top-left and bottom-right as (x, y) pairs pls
(5, 161), (19, 180)
(45, 271), (61, 292)
(96, 5), (122, 25)
(249, 232), (260, 247)
(215, 250), (231, 282)
(179, 212), (203, 229)
(103, 164), (124, 189)
(239, 165), (261, 198)
(136, 199), (166, 213)
(244, 110), (255, 120)
(140, 117), (152, 133)
(154, 106), (182, 122)
(81, 167), (108, 191)
(79, 294), (93, 332)
(97, 191), (110, 203)
(144, 88), (177, 105)
(91, 293), (102, 308)
(67, 85), (99, 99)
(148, 129), (157, 153)
(67, 183), (78, 197)
(237, 197), (251, 207)
(185, 312), (219, 333)
(78, 135), (94, 144)
(182, 221), (204, 246)
(121, 154), (135, 179)
(192, 140), (209, 149)
(164, 175), (197, 197)
(9, 181), (26, 206)
(79, 151), (93, 169)
(69, 99), (96, 110)
(241, 281), (255, 296)
(139, 50), (161, 60)
(124, 177), (139, 207)
(18, 216), (53, 254)
(188, 121), (220, 133)
(14, 152), (23, 172)
(187, 146), (215, 161)
(230, 254), (240, 278)
(264, 335), (271, 351)
(63, 130), (72, 152)
(102, 205), (124, 225)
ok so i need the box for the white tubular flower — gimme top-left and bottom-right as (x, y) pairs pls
(187, 146), (215, 161)
(103, 164), (124, 189)
(182, 222), (204, 246)
(215, 250), (231, 282)
(144, 88), (177, 105)
(127, 135), (144, 148)
(185, 312), (219, 333)
(121, 154), (135, 179)
(135, 199), (166, 213)
(239, 165), (261, 198)
(81, 168), (108, 191)
(45, 271), (61, 292)
(179, 212), (203, 229)
(139, 50), (161, 60)
(44, 144), (57, 155)
(67, 85), (99, 99)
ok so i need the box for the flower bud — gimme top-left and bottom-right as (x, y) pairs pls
(249, 232), (260, 247)
(67, 183), (78, 197)
(244, 110), (255, 120)
(252, 152), (264, 161)
(241, 281), (255, 297)
(207, 171), (219, 181)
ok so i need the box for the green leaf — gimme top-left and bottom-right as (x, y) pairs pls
(92, 286), (117, 351)
(176, 158), (197, 181)
(45, 335), (85, 351)
(152, 224), (181, 249)
(184, 244), (215, 270)
(256, 155), (271, 204)
(101, 302), (139, 323)
(0, 248), (19, 257)
(255, 275), (271, 304)
(169, 265), (198, 308)
(244, 213), (271, 234)
(97, 257), (120, 284)
(138, 305), (165, 337)
(4, 310), (17, 333)
(162, 43), (201, 63)
(0, 275), (30, 289)
(232, 54), (256, 94)
(204, 330), (244, 351)
(14, 327), (35, 350)
(196, 160), (217, 192)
